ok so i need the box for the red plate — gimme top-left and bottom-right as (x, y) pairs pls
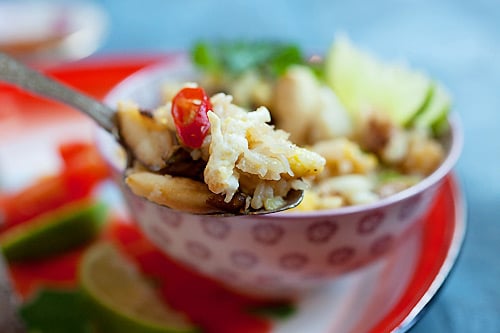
(0, 56), (466, 333)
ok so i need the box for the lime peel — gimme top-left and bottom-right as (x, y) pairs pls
(325, 35), (433, 126)
(79, 242), (197, 333)
(411, 83), (451, 134)
(0, 200), (106, 261)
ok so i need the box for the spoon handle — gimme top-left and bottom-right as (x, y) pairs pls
(0, 52), (116, 134)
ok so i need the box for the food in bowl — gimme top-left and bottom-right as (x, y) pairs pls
(99, 35), (462, 298)
(184, 36), (452, 211)
(117, 85), (326, 214)
(114, 36), (453, 214)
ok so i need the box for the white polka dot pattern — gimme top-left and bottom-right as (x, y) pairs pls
(252, 223), (284, 245)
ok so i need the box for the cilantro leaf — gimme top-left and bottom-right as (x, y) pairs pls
(192, 40), (305, 78)
(19, 289), (94, 333)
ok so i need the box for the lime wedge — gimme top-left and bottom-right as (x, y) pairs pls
(79, 242), (197, 333)
(411, 83), (451, 134)
(0, 200), (106, 261)
(325, 36), (433, 126)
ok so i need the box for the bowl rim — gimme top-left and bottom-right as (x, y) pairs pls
(100, 55), (464, 219)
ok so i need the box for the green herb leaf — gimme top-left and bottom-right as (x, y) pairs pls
(192, 42), (221, 74)
(19, 288), (95, 333)
(248, 301), (296, 319)
(191, 40), (305, 78)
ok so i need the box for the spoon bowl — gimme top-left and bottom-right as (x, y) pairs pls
(0, 52), (304, 216)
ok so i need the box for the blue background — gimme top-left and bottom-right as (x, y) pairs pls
(56, 0), (500, 331)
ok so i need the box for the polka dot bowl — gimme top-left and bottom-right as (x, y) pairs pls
(96, 56), (463, 299)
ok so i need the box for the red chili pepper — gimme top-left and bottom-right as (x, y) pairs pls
(171, 87), (212, 149)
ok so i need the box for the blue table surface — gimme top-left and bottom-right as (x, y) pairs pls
(47, 0), (500, 331)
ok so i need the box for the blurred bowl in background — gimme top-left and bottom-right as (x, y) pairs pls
(0, 1), (108, 64)
(96, 56), (463, 299)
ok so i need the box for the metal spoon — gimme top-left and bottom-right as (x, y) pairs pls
(0, 52), (303, 215)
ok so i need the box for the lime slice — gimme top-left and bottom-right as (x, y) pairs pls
(79, 242), (197, 333)
(0, 200), (106, 261)
(325, 36), (433, 126)
(412, 83), (451, 134)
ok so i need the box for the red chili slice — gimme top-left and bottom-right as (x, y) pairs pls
(171, 87), (212, 149)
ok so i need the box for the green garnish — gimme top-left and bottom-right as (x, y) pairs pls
(20, 288), (94, 333)
(377, 169), (421, 186)
(192, 40), (305, 78)
(0, 200), (107, 262)
(248, 301), (296, 319)
(377, 169), (405, 183)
